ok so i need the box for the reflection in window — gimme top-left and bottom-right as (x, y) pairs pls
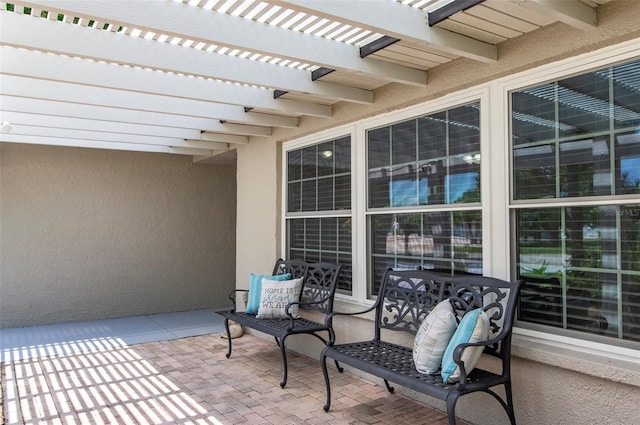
(288, 217), (353, 294)
(513, 58), (640, 201)
(617, 132), (640, 195)
(368, 101), (480, 208)
(516, 206), (640, 342)
(287, 136), (351, 212)
(390, 178), (429, 207)
(366, 101), (482, 298)
(512, 56), (640, 344)
(446, 171), (479, 203)
(368, 211), (482, 297)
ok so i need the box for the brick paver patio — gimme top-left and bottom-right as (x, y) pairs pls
(2, 332), (470, 424)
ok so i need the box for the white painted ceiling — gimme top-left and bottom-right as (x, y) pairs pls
(0, 0), (609, 163)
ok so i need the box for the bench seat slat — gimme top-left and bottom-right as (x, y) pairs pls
(325, 340), (507, 399)
(219, 311), (331, 337)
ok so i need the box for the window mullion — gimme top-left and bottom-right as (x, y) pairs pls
(554, 82), (561, 199)
(560, 208), (568, 329)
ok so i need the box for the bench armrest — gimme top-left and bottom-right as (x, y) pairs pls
(296, 291), (336, 311)
(451, 334), (506, 387)
(279, 299), (315, 330)
(227, 289), (249, 313)
(281, 296), (333, 329)
(323, 304), (379, 338)
(282, 293), (337, 324)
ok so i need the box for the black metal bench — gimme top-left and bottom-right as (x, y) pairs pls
(218, 258), (343, 388)
(320, 268), (523, 425)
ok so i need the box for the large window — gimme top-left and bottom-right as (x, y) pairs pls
(286, 136), (353, 294)
(512, 59), (640, 343)
(367, 102), (482, 296)
(282, 45), (640, 352)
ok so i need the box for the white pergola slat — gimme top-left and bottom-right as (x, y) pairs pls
(508, 0), (597, 31)
(0, 11), (373, 105)
(0, 46), (332, 118)
(466, 4), (541, 34)
(483, 0), (554, 27)
(1, 110), (236, 154)
(1, 111), (201, 140)
(1, 133), (218, 156)
(0, 96), (272, 137)
(8, 124), (186, 147)
(0, 75), (300, 128)
(275, 0), (498, 62)
(198, 132), (249, 145)
(18, 0), (427, 86)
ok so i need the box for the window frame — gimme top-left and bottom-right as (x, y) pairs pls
(282, 88), (491, 305)
(363, 100), (485, 297)
(499, 39), (640, 354)
(282, 126), (356, 297)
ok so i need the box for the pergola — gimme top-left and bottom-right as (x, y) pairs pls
(0, 0), (604, 163)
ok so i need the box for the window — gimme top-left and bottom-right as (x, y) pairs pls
(281, 43), (640, 353)
(367, 102), (482, 297)
(512, 58), (640, 343)
(285, 136), (353, 294)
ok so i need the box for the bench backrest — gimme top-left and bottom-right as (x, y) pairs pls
(273, 258), (343, 315)
(373, 268), (523, 358)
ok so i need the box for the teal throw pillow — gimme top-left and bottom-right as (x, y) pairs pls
(440, 307), (490, 383)
(246, 272), (291, 314)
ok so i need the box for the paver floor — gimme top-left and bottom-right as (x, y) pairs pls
(2, 331), (471, 424)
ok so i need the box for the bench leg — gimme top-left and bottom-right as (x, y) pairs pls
(276, 333), (340, 388)
(504, 382), (517, 425)
(320, 351), (332, 412)
(482, 385), (517, 425)
(279, 337), (289, 388)
(446, 393), (460, 425)
(223, 318), (233, 358)
(383, 379), (395, 393)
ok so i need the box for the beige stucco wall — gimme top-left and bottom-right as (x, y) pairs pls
(235, 1), (640, 424)
(235, 138), (283, 289)
(0, 143), (236, 327)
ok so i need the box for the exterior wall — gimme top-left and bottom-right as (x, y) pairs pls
(235, 1), (640, 424)
(235, 0), (640, 284)
(0, 143), (236, 327)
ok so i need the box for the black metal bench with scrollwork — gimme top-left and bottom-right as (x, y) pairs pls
(320, 268), (523, 425)
(218, 258), (343, 388)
